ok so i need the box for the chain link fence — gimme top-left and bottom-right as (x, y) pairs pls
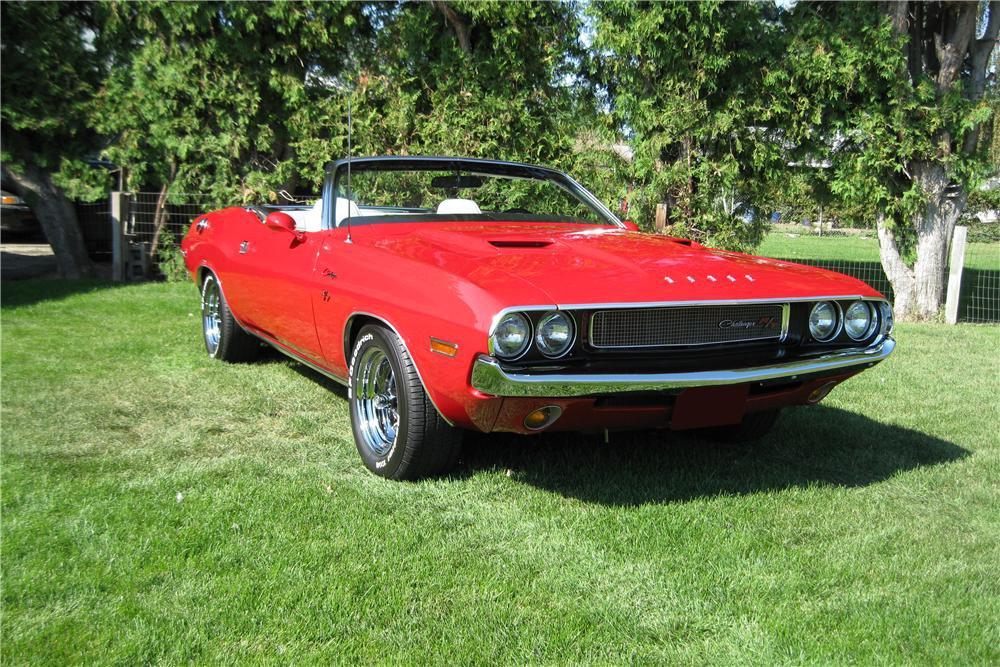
(765, 255), (999, 324)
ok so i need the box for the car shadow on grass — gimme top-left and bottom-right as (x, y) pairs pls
(272, 352), (968, 504)
(458, 406), (969, 506)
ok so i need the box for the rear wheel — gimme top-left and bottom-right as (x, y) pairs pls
(200, 273), (259, 362)
(349, 325), (462, 480)
(696, 408), (781, 442)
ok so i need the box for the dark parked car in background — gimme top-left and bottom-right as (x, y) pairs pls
(0, 189), (40, 237)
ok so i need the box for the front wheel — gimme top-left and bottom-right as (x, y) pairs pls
(349, 325), (462, 480)
(200, 273), (260, 362)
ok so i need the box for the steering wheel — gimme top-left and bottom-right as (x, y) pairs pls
(503, 207), (531, 215)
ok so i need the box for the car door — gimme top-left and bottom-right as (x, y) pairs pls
(235, 221), (327, 364)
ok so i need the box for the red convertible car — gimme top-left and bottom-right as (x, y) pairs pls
(182, 157), (894, 479)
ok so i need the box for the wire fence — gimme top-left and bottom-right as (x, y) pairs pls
(103, 191), (999, 324)
(127, 191), (219, 249)
(768, 256), (1000, 324)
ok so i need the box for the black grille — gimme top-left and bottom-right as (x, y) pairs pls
(589, 304), (785, 348)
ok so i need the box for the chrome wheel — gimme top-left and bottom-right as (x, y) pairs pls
(201, 277), (222, 356)
(355, 346), (399, 456)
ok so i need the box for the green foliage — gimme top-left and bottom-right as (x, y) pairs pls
(95, 1), (377, 207)
(0, 2), (103, 174)
(766, 2), (996, 250)
(589, 1), (785, 250)
(154, 229), (189, 282)
(96, 1), (603, 213)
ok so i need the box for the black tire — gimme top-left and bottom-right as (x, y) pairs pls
(200, 272), (260, 362)
(696, 408), (781, 442)
(348, 324), (462, 480)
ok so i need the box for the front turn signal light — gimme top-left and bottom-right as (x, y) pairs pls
(429, 337), (459, 357)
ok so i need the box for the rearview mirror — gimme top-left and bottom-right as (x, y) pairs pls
(430, 174), (485, 189)
(265, 211), (304, 241)
(621, 220), (640, 231)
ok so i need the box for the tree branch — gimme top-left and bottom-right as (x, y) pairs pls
(431, 1), (472, 54)
(961, 0), (999, 154)
(934, 1), (978, 92)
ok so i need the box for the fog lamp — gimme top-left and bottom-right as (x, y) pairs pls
(807, 381), (838, 404)
(524, 405), (562, 431)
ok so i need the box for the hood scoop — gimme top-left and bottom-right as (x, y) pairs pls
(489, 239), (553, 249)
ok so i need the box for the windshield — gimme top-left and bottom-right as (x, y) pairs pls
(331, 159), (617, 228)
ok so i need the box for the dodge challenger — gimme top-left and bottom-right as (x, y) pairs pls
(181, 156), (895, 479)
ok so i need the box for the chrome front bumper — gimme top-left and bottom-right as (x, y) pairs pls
(471, 338), (895, 398)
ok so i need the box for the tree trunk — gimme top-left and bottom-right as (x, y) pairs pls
(148, 182), (170, 261)
(877, 214), (915, 318)
(878, 162), (966, 321)
(2, 164), (94, 279)
(910, 162), (966, 319)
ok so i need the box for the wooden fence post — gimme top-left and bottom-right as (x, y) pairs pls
(944, 225), (968, 325)
(110, 191), (129, 282)
(654, 203), (668, 233)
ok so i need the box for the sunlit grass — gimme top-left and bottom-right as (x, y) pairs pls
(2, 279), (998, 663)
(760, 231), (999, 271)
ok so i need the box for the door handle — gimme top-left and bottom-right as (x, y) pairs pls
(322, 268), (337, 279)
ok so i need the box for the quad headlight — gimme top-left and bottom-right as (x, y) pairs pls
(491, 312), (531, 359)
(535, 311), (575, 358)
(844, 300), (876, 340)
(809, 301), (840, 341)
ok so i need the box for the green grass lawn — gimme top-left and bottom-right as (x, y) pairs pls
(3, 280), (998, 663)
(759, 230), (1000, 271)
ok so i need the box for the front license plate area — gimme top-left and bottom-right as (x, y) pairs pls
(670, 384), (749, 430)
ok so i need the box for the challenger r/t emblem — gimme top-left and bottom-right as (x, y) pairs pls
(718, 316), (779, 330)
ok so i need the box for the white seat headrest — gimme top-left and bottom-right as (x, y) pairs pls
(286, 199), (323, 232)
(334, 197), (361, 227)
(437, 198), (481, 215)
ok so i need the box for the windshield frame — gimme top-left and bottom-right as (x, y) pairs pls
(321, 156), (622, 231)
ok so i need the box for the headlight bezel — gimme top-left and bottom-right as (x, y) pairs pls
(878, 301), (894, 336)
(534, 311), (576, 358)
(490, 311), (532, 360)
(808, 301), (842, 342)
(844, 300), (877, 341)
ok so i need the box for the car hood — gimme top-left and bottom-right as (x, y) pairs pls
(365, 222), (883, 306)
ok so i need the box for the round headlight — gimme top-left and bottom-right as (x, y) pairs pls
(491, 312), (531, 359)
(879, 301), (894, 335)
(844, 301), (875, 340)
(535, 311), (575, 357)
(809, 301), (839, 341)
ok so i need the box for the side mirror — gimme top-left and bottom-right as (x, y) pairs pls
(265, 211), (304, 241)
(621, 220), (640, 232)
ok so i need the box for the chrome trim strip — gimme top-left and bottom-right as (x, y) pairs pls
(586, 302), (787, 349)
(470, 338), (895, 398)
(268, 339), (350, 387)
(488, 296), (887, 336)
(343, 311), (455, 426)
(553, 295), (888, 311)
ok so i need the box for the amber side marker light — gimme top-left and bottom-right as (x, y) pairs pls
(1, 196), (17, 205)
(524, 406), (562, 431)
(807, 381), (839, 404)
(429, 337), (459, 357)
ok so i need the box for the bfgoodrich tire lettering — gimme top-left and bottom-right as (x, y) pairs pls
(348, 324), (462, 480)
(200, 273), (260, 362)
